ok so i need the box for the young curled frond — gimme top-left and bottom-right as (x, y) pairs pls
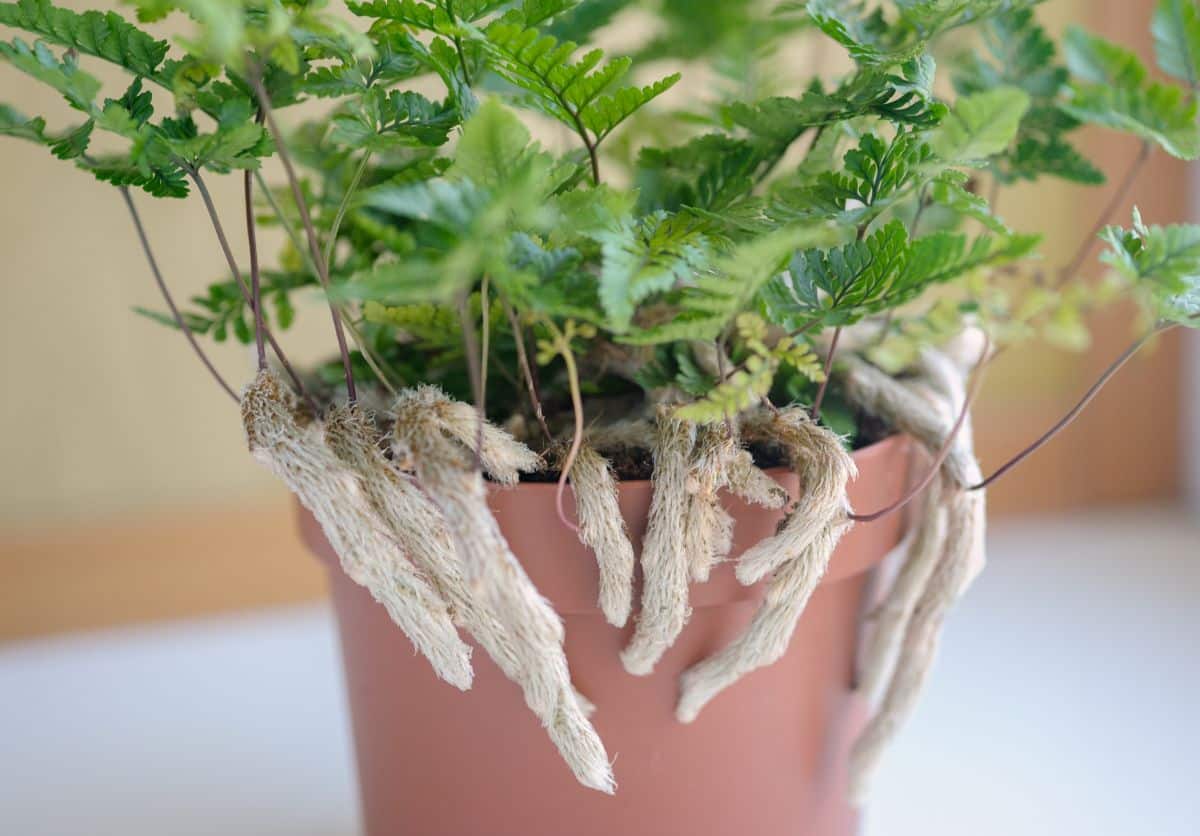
(621, 409), (697, 676)
(242, 372), (473, 690)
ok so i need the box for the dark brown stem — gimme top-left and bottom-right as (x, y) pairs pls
(504, 302), (552, 441)
(850, 336), (991, 523)
(249, 71), (357, 403)
(243, 168), (266, 371)
(969, 324), (1171, 491)
(1056, 140), (1151, 289)
(583, 135), (601, 186)
(120, 187), (238, 403)
(811, 325), (842, 421)
(188, 169), (316, 411)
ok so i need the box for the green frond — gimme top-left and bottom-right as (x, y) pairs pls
(478, 17), (679, 150)
(0, 0), (169, 78)
(596, 212), (711, 331)
(930, 86), (1031, 164)
(1064, 26), (1200, 159)
(1152, 0), (1200, 89)
(675, 353), (775, 422)
(1101, 209), (1200, 325)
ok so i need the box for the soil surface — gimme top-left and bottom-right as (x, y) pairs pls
(520, 408), (894, 483)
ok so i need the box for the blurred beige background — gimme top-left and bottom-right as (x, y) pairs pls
(0, 0), (1191, 639)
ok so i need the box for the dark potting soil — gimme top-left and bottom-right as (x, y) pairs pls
(519, 408), (894, 483)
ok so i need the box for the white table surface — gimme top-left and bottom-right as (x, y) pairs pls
(2, 507), (1197, 836)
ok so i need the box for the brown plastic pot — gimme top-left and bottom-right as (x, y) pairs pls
(299, 434), (913, 836)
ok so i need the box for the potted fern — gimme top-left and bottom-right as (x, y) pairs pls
(4, 0), (1198, 833)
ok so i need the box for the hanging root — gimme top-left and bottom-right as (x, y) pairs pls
(676, 408), (856, 722)
(391, 386), (614, 793)
(678, 520), (849, 723)
(843, 356), (979, 490)
(724, 448), (790, 510)
(559, 443), (636, 627)
(855, 472), (948, 703)
(621, 410), (697, 676)
(847, 487), (984, 802)
(841, 348), (989, 803)
(683, 423), (739, 583)
(679, 422), (786, 583)
(734, 408), (859, 586)
(325, 405), (525, 673)
(241, 371), (472, 690)
(431, 398), (543, 485)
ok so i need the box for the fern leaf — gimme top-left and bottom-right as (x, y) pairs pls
(346, 0), (446, 29)
(788, 220), (912, 325)
(0, 0), (168, 78)
(1064, 26), (1200, 159)
(1101, 209), (1200, 325)
(363, 299), (464, 343)
(622, 225), (831, 344)
(1153, 0), (1200, 89)
(479, 18), (678, 149)
(0, 102), (48, 142)
(675, 353), (775, 422)
(1064, 26), (1148, 88)
(1064, 79), (1200, 160)
(930, 86), (1031, 164)
(596, 211), (711, 331)
(951, 8), (1103, 185)
(0, 38), (101, 112)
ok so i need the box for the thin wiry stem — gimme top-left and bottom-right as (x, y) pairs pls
(254, 165), (402, 392)
(554, 335), (585, 534)
(444, 1), (474, 87)
(344, 315), (400, 398)
(459, 292), (485, 472)
(1056, 140), (1151, 289)
(477, 275), (492, 464)
(811, 325), (842, 421)
(850, 335), (991, 523)
(505, 302), (552, 441)
(243, 168), (267, 371)
(120, 187), (237, 403)
(970, 324), (1172, 491)
(323, 150), (372, 276)
(250, 71), (357, 403)
(254, 170), (305, 258)
(188, 169), (316, 411)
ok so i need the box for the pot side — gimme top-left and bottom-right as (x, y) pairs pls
(299, 434), (913, 836)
